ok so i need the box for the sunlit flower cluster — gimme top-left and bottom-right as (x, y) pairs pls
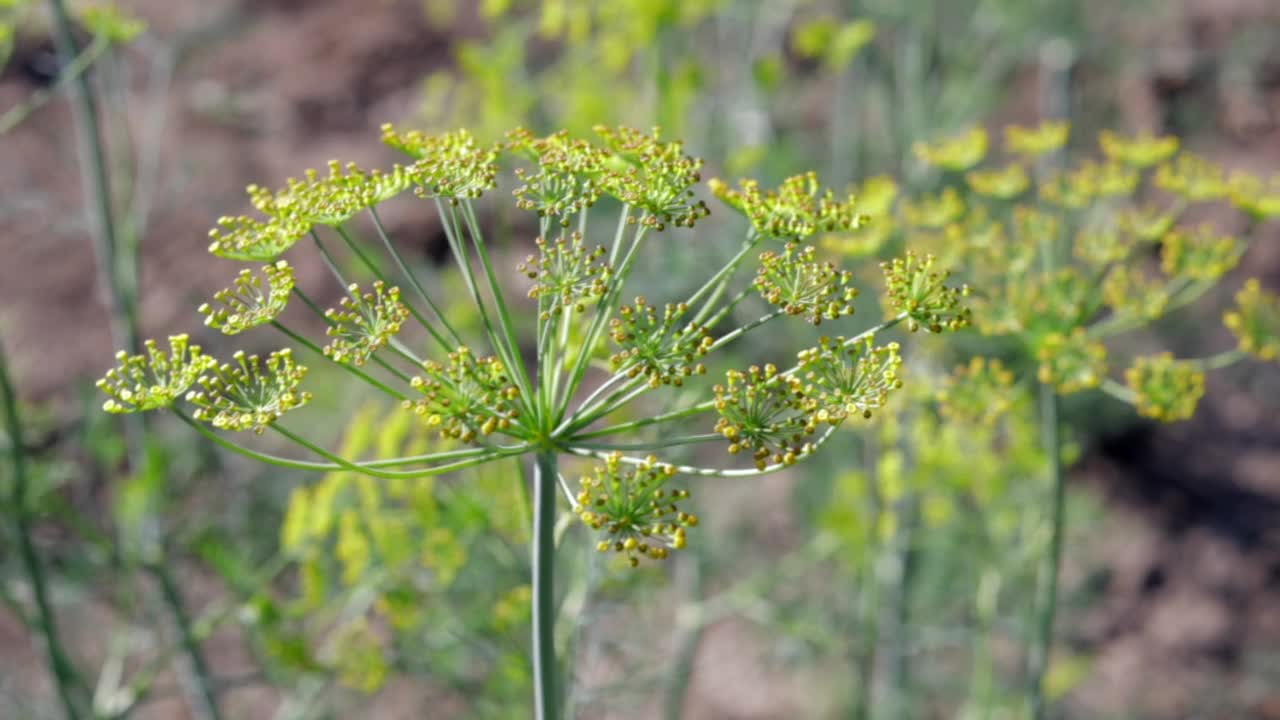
(186, 349), (312, 434)
(323, 281), (411, 366)
(519, 233), (612, 315)
(1124, 353), (1205, 422)
(754, 242), (858, 325)
(881, 251), (972, 333)
(608, 298), (711, 387)
(405, 347), (521, 441)
(577, 453), (697, 566)
(796, 336), (903, 424)
(709, 172), (865, 241)
(199, 260), (295, 335)
(1224, 279), (1280, 361)
(713, 364), (815, 469)
(98, 334), (216, 413)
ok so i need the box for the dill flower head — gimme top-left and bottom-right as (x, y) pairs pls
(248, 161), (414, 227)
(1229, 173), (1280, 220)
(576, 453), (697, 567)
(186, 349), (312, 433)
(608, 298), (711, 388)
(1035, 329), (1107, 394)
(913, 127), (988, 171)
(519, 233), (612, 315)
(207, 214), (309, 261)
(709, 172), (865, 241)
(405, 347), (521, 441)
(1223, 279), (1280, 361)
(938, 357), (1016, 425)
(593, 125), (709, 230)
(796, 336), (903, 424)
(323, 281), (411, 366)
(1155, 153), (1230, 202)
(1102, 266), (1171, 321)
(199, 260), (295, 335)
(881, 251), (972, 333)
(966, 163), (1030, 199)
(1004, 120), (1070, 158)
(381, 124), (500, 201)
(1124, 353), (1205, 422)
(1160, 224), (1241, 281)
(97, 334), (216, 414)
(713, 364), (815, 469)
(754, 242), (859, 325)
(1098, 130), (1179, 168)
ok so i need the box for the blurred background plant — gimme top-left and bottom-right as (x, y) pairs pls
(2, 0), (1280, 718)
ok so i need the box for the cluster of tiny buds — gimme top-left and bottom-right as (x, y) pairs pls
(323, 282), (411, 367)
(608, 297), (712, 388)
(404, 347), (521, 441)
(709, 172), (865, 241)
(714, 364), (815, 470)
(754, 242), (859, 325)
(1124, 353), (1205, 422)
(881, 251), (973, 333)
(518, 233), (612, 317)
(186, 348), (312, 434)
(199, 261), (295, 336)
(576, 453), (697, 567)
(98, 334), (216, 414)
(796, 336), (904, 424)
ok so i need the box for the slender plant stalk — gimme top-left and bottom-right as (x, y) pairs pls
(147, 562), (224, 720)
(532, 451), (560, 720)
(1, 341), (86, 719)
(1027, 381), (1064, 720)
(662, 548), (706, 720)
(885, 496), (918, 719)
(49, 2), (223, 714)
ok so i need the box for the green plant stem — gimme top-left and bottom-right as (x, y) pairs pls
(532, 451), (560, 720)
(270, 321), (409, 400)
(146, 562), (223, 720)
(662, 549), (706, 720)
(885, 496), (917, 719)
(367, 206), (463, 349)
(1027, 381), (1064, 720)
(49, 0), (137, 357)
(0, 341), (86, 720)
(172, 409), (515, 474)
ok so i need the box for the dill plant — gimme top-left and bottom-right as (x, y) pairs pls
(823, 121), (1280, 716)
(95, 124), (970, 717)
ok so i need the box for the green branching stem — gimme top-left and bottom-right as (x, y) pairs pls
(270, 320), (410, 400)
(367, 206), (464, 349)
(688, 231), (759, 325)
(146, 562), (224, 720)
(1028, 379), (1065, 720)
(566, 314), (908, 441)
(172, 409), (519, 476)
(435, 200), (506, 361)
(287, 286), (420, 383)
(1, 341), (87, 719)
(532, 451), (560, 720)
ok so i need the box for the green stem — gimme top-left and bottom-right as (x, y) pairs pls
(147, 562), (223, 720)
(1027, 382), (1064, 720)
(532, 451), (560, 720)
(1, 340), (86, 719)
(49, 0), (137, 357)
(662, 549), (706, 720)
(270, 321), (409, 400)
(367, 206), (462, 350)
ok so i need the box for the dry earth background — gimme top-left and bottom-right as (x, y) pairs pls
(2, 0), (1280, 717)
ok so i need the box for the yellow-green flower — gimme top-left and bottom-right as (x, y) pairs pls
(1160, 224), (1240, 281)
(713, 364), (814, 469)
(1228, 173), (1280, 220)
(1099, 130), (1179, 168)
(1035, 329), (1107, 394)
(1154, 153), (1230, 202)
(900, 187), (965, 229)
(97, 335), (216, 414)
(1124, 353), (1205, 422)
(200, 261), (295, 335)
(1223, 279), (1280, 361)
(710, 172), (864, 241)
(1102, 266), (1170, 320)
(881, 251), (972, 333)
(405, 347), (521, 441)
(966, 163), (1030, 199)
(608, 298), (711, 388)
(938, 357), (1016, 425)
(383, 125), (499, 200)
(324, 282), (411, 367)
(207, 214), (309, 262)
(1004, 120), (1070, 158)
(577, 453), (696, 567)
(754, 242), (859, 325)
(187, 349), (312, 433)
(796, 336), (903, 424)
(913, 127), (988, 171)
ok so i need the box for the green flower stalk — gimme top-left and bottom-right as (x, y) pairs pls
(97, 123), (957, 719)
